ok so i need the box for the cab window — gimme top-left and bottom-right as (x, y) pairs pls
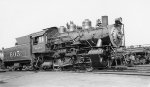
(33, 36), (44, 45)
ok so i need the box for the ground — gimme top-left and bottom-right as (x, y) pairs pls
(0, 71), (150, 87)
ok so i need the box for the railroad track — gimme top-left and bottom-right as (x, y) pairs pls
(91, 69), (150, 76)
(1, 64), (150, 77)
(61, 69), (150, 76)
(60, 66), (150, 76)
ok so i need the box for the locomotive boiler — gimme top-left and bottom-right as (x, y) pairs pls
(2, 16), (124, 71)
(47, 16), (124, 71)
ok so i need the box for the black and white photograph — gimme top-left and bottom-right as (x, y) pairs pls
(0, 0), (150, 87)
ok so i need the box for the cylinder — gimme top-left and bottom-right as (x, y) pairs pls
(102, 16), (108, 26)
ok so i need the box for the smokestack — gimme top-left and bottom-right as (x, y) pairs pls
(102, 16), (108, 26)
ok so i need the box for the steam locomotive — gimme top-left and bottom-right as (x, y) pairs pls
(2, 16), (124, 71)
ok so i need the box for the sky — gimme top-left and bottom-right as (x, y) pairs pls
(0, 0), (150, 49)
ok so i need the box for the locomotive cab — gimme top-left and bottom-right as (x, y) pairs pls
(30, 27), (58, 70)
(31, 27), (58, 53)
(31, 31), (47, 53)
